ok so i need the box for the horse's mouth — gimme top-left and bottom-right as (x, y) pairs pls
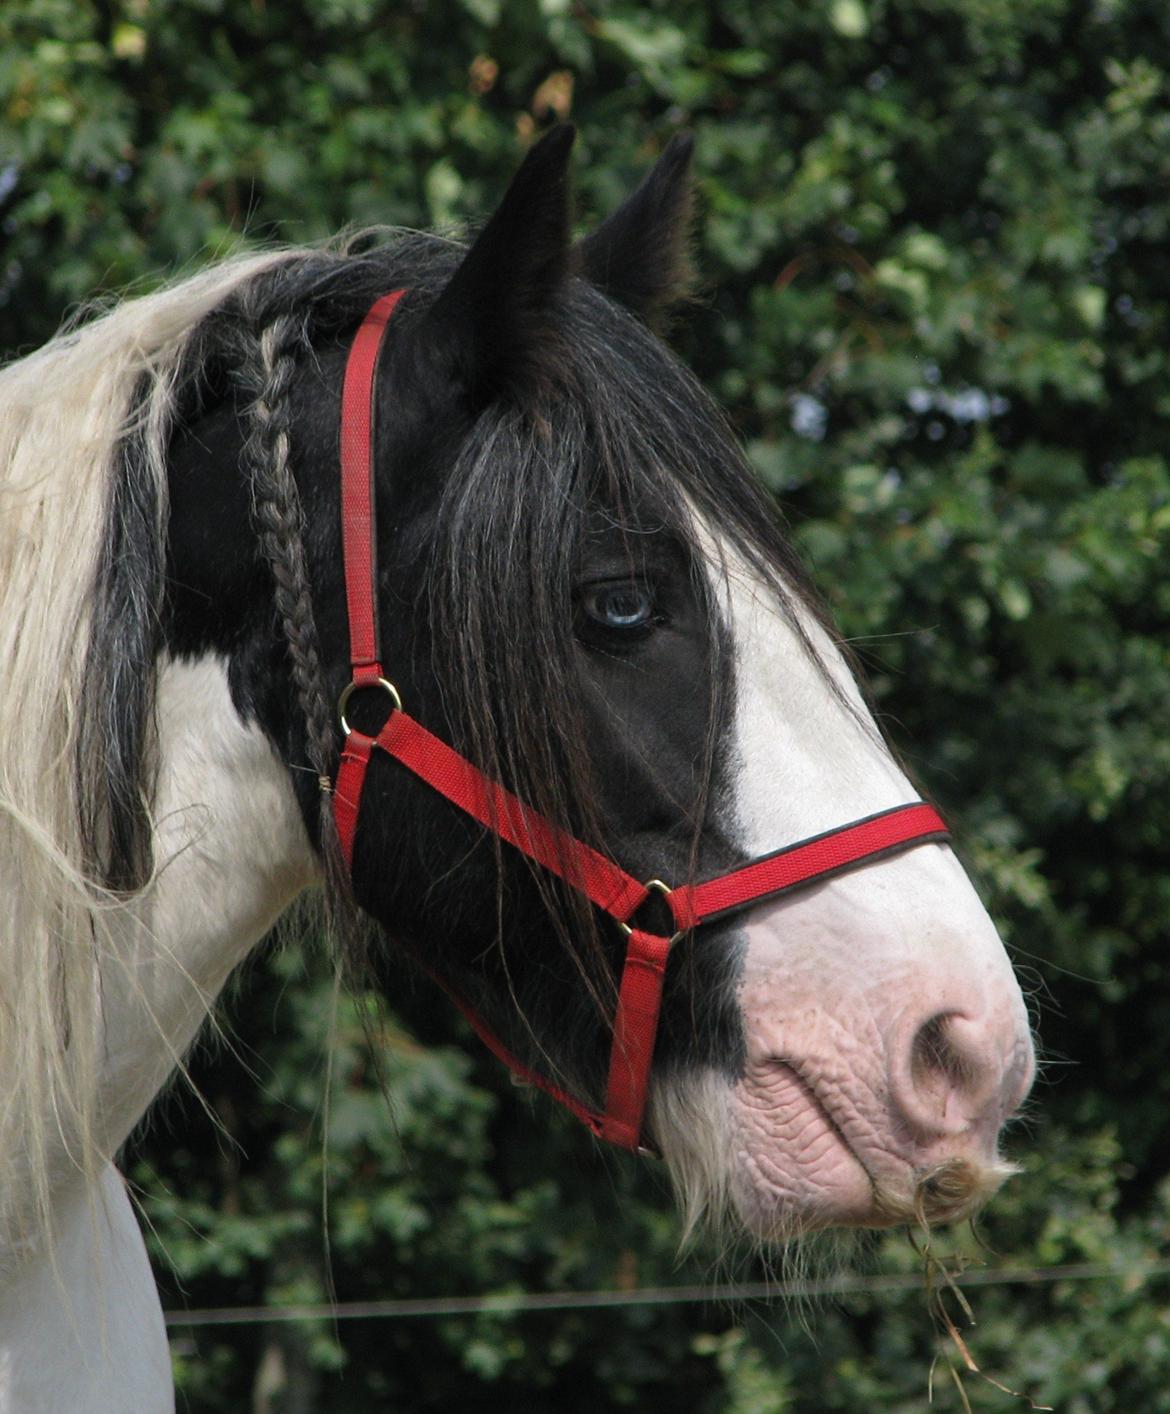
(733, 1058), (1012, 1235)
(730, 1058), (879, 1234)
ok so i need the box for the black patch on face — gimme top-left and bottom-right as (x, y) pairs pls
(157, 258), (762, 1113)
(144, 179), (836, 1118)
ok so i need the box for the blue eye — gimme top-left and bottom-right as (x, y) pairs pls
(581, 581), (655, 631)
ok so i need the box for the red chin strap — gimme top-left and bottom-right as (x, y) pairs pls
(330, 291), (950, 1154)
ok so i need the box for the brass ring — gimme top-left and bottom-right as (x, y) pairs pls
(338, 677), (402, 737)
(618, 877), (682, 946)
(618, 922), (685, 947)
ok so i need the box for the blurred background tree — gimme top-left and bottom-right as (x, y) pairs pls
(3, 0), (1169, 1408)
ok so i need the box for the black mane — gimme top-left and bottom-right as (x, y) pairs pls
(86, 231), (827, 885)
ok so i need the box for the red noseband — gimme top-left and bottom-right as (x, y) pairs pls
(331, 291), (950, 1153)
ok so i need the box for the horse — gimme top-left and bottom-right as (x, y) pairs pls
(0, 126), (1034, 1411)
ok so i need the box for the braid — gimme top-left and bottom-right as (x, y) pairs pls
(238, 302), (357, 927)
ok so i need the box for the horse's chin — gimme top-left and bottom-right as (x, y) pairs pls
(731, 1154), (1017, 1240)
(651, 1069), (1016, 1247)
(725, 1060), (1018, 1237)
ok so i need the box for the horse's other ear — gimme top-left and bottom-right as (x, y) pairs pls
(421, 123), (575, 402)
(573, 133), (697, 333)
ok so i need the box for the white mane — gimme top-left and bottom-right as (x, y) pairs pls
(0, 251), (296, 1254)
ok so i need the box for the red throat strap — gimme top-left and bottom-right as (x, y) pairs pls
(331, 291), (951, 1153)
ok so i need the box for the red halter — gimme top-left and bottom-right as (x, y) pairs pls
(331, 291), (950, 1153)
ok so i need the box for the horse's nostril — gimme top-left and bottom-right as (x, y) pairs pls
(899, 1010), (1007, 1137)
(911, 1013), (977, 1095)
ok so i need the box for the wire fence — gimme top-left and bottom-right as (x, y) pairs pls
(162, 1256), (1170, 1327)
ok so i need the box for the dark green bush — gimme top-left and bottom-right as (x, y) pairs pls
(4, 2), (1168, 1407)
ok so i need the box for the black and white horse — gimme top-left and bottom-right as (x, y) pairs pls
(0, 129), (1034, 1411)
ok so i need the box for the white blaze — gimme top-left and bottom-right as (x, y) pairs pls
(655, 539), (1034, 1235)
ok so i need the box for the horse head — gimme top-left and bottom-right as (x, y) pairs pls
(154, 127), (1034, 1242)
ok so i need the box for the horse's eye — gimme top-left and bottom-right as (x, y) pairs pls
(580, 581), (656, 632)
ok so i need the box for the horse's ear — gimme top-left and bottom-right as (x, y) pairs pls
(573, 133), (697, 333)
(420, 124), (575, 402)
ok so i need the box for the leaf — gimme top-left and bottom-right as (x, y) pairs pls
(830, 0), (869, 38)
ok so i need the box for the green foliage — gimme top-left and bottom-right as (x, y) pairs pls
(5, 0), (1170, 1408)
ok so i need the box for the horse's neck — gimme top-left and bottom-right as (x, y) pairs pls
(0, 655), (314, 1411)
(3, 652), (311, 1226)
(97, 652), (318, 1155)
(0, 1167), (173, 1414)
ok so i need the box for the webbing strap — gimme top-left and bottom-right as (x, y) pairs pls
(669, 803), (949, 930)
(600, 929), (674, 1147)
(444, 987), (606, 1137)
(352, 717), (948, 935)
(334, 729), (376, 871)
(372, 711), (649, 921)
(338, 288), (406, 680)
